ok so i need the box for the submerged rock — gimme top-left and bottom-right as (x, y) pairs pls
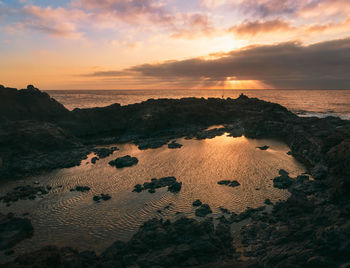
(133, 176), (182, 193)
(71, 186), (91, 192)
(134, 137), (170, 150)
(91, 157), (99, 164)
(273, 169), (294, 189)
(93, 194), (111, 202)
(0, 185), (50, 204)
(93, 147), (119, 159)
(218, 180), (240, 188)
(192, 199), (202, 206)
(109, 155), (138, 168)
(195, 204), (212, 217)
(6, 217), (236, 267)
(168, 140), (183, 149)
(257, 145), (269, 150)
(0, 213), (33, 250)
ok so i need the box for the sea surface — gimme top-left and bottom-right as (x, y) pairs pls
(46, 89), (350, 119)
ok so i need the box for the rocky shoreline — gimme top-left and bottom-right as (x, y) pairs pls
(1, 85), (350, 267)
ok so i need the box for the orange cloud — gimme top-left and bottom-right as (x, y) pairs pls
(229, 19), (294, 37)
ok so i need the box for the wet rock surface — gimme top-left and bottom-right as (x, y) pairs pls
(70, 186), (91, 192)
(217, 180), (240, 188)
(195, 204), (213, 217)
(5, 217), (237, 267)
(0, 213), (33, 250)
(192, 199), (202, 207)
(133, 177), (182, 194)
(93, 194), (111, 202)
(90, 147), (119, 164)
(109, 155), (138, 168)
(168, 140), (183, 149)
(0, 185), (50, 204)
(256, 145), (269, 150)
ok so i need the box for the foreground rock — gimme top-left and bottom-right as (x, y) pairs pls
(217, 180), (240, 188)
(5, 217), (236, 267)
(0, 213), (33, 250)
(91, 147), (119, 164)
(109, 155), (138, 168)
(2, 85), (350, 266)
(273, 170), (295, 189)
(133, 177), (182, 193)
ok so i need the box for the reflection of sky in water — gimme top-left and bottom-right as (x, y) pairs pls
(0, 135), (306, 261)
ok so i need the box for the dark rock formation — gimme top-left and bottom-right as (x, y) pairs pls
(93, 194), (111, 202)
(93, 147), (118, 159)
(195, 204), (212, 217)
(5, 217), (236, 267)
(132, 177), (182, 193)
(1, 86), (350, 267)
(168, 140), (183, 149)
(134, 137), (170, 150)
(256, 145), (269, 150)
(0, 213), (33, 250)
(109, 155), (138, 168)
(217, 180), (240, 188)
(192, 199), (202, 206)
(0, 185), (49, 204)
(71, 186), (90, 192)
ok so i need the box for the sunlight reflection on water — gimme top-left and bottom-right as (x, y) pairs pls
(0, 134), (306, 258)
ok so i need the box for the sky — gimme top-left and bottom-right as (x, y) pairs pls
(0, 0), (350, 90)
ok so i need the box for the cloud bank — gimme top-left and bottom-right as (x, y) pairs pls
(87, 37), (350, 89)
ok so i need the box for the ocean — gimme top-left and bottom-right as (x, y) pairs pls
(46, 89), (350, 120)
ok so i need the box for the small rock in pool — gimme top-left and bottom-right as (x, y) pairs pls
(93, 195), (101, 202)
(148, 189), (156, 194)
(132, 184), (143, 193)
(273, 173), (294, 189)
(93, 194), (111, 201)
(279, 169), (289, 177)
(257, 145), (269, 150)
(132, 176), (182, 194)
(287, 151), (292, 155)
(73, 186), (91, 192)
(264, 198), (272, 205)
(195, 204), (212, 217)
(167, 182), (182, 193)
(217, 180), (240, 188)
(101, 194), (111, 201)
(219, 207), (230, 214)
(192, 199), (202, 207)
(168, 140), (183, 149)
(109, 155), (138, 168)
(91, 157), (99, 164)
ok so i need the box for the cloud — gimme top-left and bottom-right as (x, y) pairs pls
(170, 13), (219, 39)
(73, 0), (174, 26)
(229, 19), (294, 36)
(0, 5), (87, 39)
(86, 37), (350, 89)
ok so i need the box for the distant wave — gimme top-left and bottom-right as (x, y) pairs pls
(295, 110), (350, 120)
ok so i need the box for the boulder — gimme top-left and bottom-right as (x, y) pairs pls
(0, 213), (33, 250)
(195, 204), (212, 217)
(218, 180), (240, 188)
(109, 155), (138, 168)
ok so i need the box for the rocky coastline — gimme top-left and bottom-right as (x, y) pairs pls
(1, 85), (350, 267)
